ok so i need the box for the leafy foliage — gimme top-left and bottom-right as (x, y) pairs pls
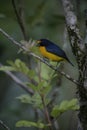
(0, 59), (35, 78)
(0, 59), (79, 129)
(17, 93), (50, 109)
(16, 120), (47, 128)
(7, 59), (36, 78)
(0, 66), (15, 71)
(51, 99), (79, 118)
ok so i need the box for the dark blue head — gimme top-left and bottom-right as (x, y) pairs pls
(37, 39), (52, 46)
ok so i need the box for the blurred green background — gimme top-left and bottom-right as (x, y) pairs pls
(0, 0), (87, 130)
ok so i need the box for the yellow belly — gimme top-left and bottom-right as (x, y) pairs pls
(39, 46), (64, 61)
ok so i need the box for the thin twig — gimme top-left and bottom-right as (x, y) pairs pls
(12, 0), (28, 40)
(0, 63), (34, 95)
(41, 95), (53, 130)
(0, 120), (10, 130)
(0, 28), (80, 86)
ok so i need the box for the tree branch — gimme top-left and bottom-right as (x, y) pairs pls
(12, 0), (28, 40)
(41, 95), (53, 130)
(0, 120), (10, 130)
(61, 0), (85, 58)
(0, 28), (80, 86)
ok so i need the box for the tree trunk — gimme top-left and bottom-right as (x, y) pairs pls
(61, 0), (87, 129)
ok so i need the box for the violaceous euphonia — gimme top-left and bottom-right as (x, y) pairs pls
(36, 39), (73, 66)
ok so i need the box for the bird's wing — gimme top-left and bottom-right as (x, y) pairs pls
(46, 44), (67, 59)
(46, 44), (74, 66)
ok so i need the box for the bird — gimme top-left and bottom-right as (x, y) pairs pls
(36, 39), (73, 66)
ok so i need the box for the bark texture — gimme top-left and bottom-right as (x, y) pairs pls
(61, 0), (87, 129)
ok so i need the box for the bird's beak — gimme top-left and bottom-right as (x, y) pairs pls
(36, 40), (41, 47)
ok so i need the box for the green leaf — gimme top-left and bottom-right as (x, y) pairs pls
(31, 93), (42, 108)
(27, 83), (38, 91)
(40, 84), (51, 96)
(63, 98), (80, 110)
(16, 93), (42, 107)
(40, 63), (52, 80)
(14, 59), (30, 75)
(16, 93), (50, 109)
(16, 120), (46, 128)
(16, 94), (32, 104)
(7, 60), (15, 67)
(32, 93), (50, 109)
(8, 59), (35, 78)
(0, 66), (15, 71)
(30, 45), (41, 55)
(27, 80), (51, 95)
(51, 98), (79, 118)
(37, 81), (44, 90)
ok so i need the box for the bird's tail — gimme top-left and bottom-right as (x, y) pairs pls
(66, 58), (74, 66)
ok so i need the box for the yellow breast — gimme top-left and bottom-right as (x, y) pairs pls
(39, 46), (64, 61)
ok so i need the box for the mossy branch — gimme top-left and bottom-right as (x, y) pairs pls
(61, 0), (87, 129)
